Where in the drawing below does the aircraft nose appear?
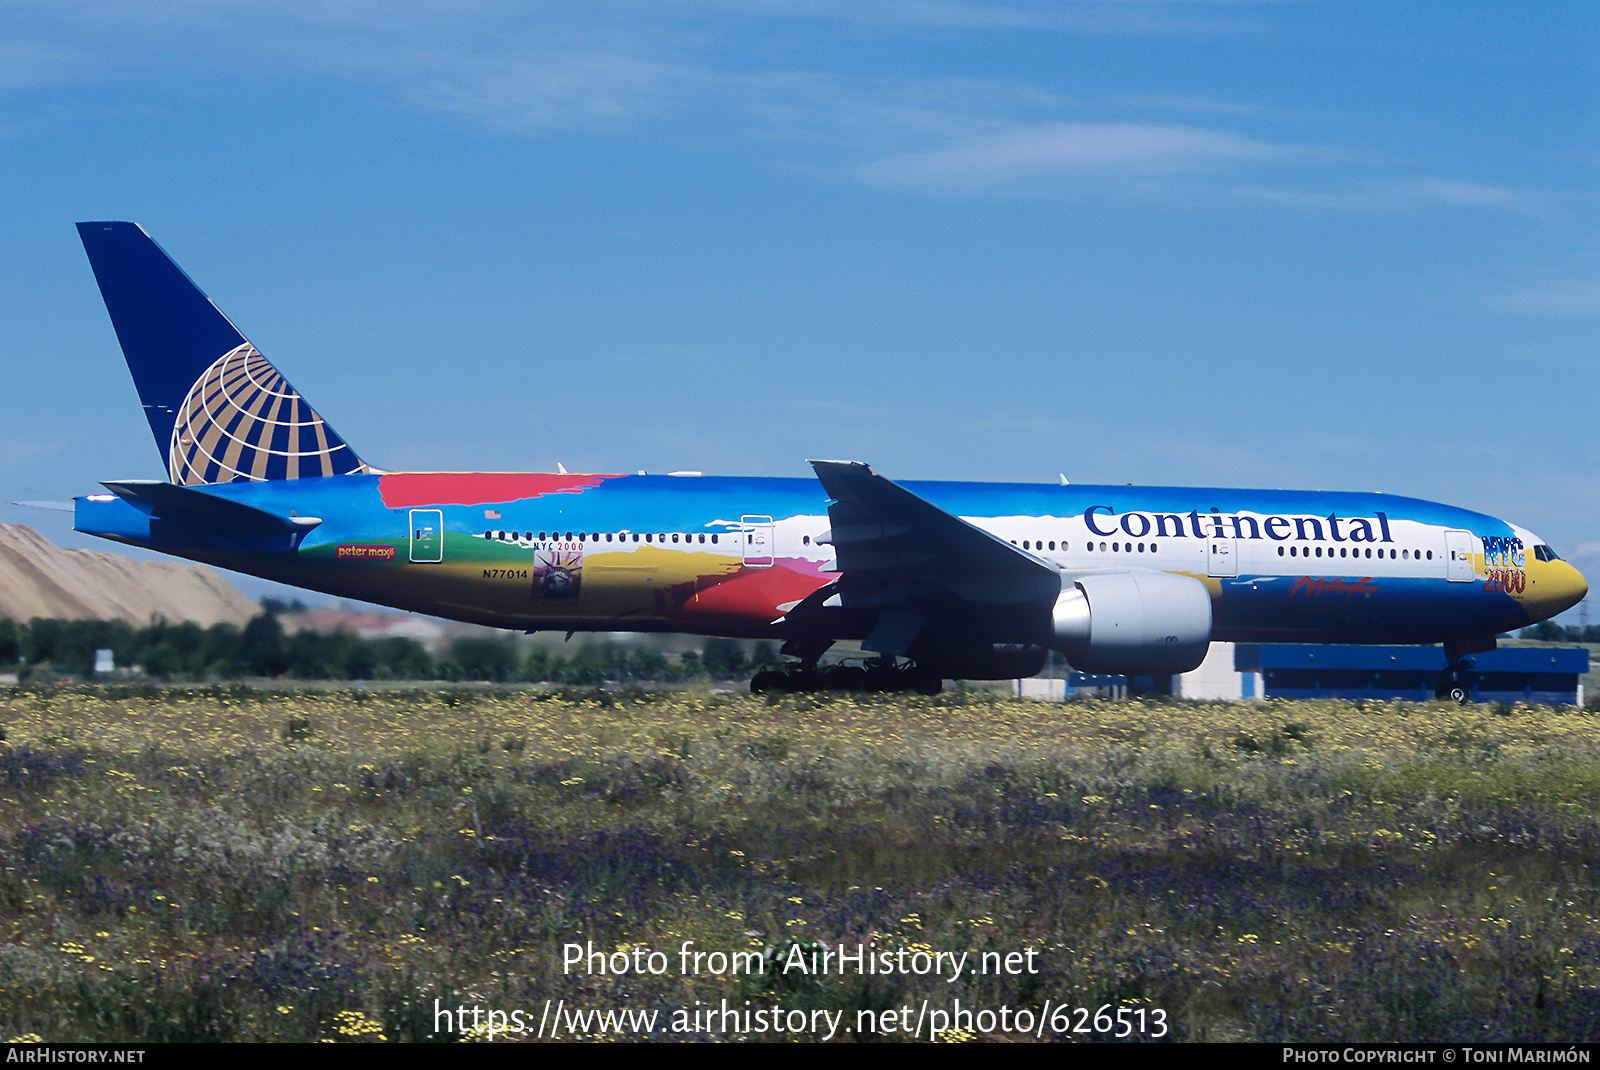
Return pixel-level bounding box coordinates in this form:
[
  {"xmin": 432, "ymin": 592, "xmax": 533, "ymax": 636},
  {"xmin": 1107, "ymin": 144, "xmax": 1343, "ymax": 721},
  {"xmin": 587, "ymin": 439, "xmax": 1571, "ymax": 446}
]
[{"xmin": 1529, "ymin": 559, "xmax": 1588, "ymax": 621}]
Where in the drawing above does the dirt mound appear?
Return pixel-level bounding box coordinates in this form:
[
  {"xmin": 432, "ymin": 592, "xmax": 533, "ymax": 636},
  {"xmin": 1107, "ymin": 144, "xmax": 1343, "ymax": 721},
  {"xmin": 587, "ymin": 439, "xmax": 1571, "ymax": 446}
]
[{"xmin": 0, "ymin": 524, "xmax": 258, "ymax": 627}]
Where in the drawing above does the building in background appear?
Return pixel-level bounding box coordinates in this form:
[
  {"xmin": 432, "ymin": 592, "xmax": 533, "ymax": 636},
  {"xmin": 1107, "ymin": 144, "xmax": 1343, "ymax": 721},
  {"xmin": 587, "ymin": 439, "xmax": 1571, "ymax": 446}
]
[
  {"xmin": 1232, "ymin": 645, "xmax": 1588, "ymax": 705},
  {"xmin": 1018, "ymin": 642, "xmax": 1590, "ymax": 705}
]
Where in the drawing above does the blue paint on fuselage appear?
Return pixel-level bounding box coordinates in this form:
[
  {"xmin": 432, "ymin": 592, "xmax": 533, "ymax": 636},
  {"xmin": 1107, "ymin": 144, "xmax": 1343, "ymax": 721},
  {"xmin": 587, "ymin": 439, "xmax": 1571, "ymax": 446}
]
[
  {"xmin": 77, "ymin": 470, "xmax": 1552, "ymax": 649},
  {"xmin": 170, "ymin": 472, "xmax": 1513, "ymax": 544}
]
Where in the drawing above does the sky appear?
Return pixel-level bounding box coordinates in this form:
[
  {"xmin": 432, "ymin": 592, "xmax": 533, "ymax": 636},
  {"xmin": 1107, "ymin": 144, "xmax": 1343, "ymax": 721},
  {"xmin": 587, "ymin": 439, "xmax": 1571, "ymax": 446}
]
[{"xmin": 1, "ymin": 1, "xmax": 1596, "ymax": 622}]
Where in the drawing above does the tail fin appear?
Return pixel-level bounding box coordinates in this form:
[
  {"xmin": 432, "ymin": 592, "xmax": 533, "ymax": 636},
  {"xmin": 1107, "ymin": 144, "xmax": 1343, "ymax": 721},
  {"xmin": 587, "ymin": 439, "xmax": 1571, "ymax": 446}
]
[{"xmin": 76, "ymin": 221, "xmax": 369, "ymax": 485}]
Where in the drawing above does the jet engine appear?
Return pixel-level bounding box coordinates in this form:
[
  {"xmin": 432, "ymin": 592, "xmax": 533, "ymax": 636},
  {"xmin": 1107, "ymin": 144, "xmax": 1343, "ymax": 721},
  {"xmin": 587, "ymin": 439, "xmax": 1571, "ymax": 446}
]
[{"xmin": 1049, "ymin": 570, "xmax": 1212, "ymax": 675}]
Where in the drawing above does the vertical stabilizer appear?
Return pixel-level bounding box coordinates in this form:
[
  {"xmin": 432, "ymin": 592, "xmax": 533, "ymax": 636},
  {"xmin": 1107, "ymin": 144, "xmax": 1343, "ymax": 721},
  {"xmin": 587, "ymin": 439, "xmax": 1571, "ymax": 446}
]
[{"xmin": 77, "ymin": 221, "xmax": 367, "ymax": 485}]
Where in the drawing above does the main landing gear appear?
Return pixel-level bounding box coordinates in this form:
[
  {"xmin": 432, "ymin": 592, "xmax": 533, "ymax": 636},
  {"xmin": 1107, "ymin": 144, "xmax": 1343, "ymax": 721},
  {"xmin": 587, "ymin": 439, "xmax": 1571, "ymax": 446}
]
[{"xmin": 750, "ymin": 655, "xmax": 943, "ymax": 696}]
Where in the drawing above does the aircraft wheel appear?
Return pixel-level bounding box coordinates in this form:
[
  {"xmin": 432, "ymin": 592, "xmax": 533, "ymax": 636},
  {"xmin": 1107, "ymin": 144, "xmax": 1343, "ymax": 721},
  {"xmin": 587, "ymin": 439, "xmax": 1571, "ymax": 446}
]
[
  {"xmin": 911, "ymin": 672, "xmax": 943, "ymax": 696},
  {"xmin": 864, "ymin": 666, "xmax": 901, "ymax": 692},
  {"xmin": 750, "ymin": 670, "xmax": 783, "ymax": 694},
  {"xmin": 788, "ymin": 670, "xmax": 823, "ymax": 693},
  {"xmin": 831, "ymin": 666, "xmax": 869, "ymax": 691},
  {"xmin": 1447, "ymin": 684, "xmax": 1469, "ymax": 705}
]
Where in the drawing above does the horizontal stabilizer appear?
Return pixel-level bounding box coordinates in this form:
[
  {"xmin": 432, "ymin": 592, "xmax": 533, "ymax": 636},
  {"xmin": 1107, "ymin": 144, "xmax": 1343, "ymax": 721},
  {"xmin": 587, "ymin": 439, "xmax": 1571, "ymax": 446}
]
[{"xmin": 102, "ymin": 480, "xmax": 321, "ymax": 538}]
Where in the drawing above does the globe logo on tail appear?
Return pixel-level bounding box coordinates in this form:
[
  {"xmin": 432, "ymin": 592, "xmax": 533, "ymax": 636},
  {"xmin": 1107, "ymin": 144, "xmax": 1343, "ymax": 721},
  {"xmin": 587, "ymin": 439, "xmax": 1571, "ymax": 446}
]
[{"xmin": 168, "ymin": 344, "xmax": 366, "ymax": 485}]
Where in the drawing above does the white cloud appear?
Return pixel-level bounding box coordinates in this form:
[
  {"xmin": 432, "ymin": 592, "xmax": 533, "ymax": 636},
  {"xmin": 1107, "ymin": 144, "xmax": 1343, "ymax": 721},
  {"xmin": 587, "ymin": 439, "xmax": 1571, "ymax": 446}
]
[
  {"xmin": 1487, "ymin": 279, "xmax": 1600, "ymax": 317},
  {"xmin": 1239, "ymin": 175, "xmax": 1542, "ymax": 216},
  {"xmin": 1397, "ymin": 177, "xmax": 1539, "ymax": 214},
  {"xmin": 409, "ymin": 51, "xmax": 699, "ymax": 130},
  {"xmin": 724, "ymin": 0, "xmax": 1270, "ymax": 33},
  {"xmin": 5, "ymin": 0, "xmax": 1564, "ymax": 218},
  {"xmin": 856, "ymin": 120, "xmax": 1294, "ymax": 193}
]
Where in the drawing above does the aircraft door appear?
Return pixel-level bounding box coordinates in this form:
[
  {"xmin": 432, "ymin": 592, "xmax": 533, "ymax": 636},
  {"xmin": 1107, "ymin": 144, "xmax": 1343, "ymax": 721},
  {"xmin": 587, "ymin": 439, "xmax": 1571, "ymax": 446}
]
[
  {"xmin": 1207, "ymin": 537, "xmax": 1236, "ymax": 577},
  {"xmin": 741, "ymin": 515, "xmax": 774, "ymax": 568},
  {"xmin": 1445, "ymin": 530, "xmax": 1475, "ymax": 582},
  {"xmin": 410, "ymin": 509, "xmax": 443, "ymax": 563}
]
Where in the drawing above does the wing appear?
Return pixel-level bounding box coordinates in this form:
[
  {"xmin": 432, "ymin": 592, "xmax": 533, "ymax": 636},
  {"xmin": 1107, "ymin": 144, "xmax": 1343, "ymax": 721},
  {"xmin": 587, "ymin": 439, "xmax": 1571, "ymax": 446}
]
[{"xmin": 808, "ymin": 460, "xmax": 1060, "ymax": 655}]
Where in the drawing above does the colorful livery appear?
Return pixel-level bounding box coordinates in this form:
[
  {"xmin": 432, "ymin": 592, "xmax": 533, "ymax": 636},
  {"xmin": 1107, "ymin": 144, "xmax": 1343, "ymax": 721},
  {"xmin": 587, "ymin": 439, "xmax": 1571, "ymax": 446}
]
[{"xmin": 73, "ymin": 223, "xmax": 1588, "ymax": 698}]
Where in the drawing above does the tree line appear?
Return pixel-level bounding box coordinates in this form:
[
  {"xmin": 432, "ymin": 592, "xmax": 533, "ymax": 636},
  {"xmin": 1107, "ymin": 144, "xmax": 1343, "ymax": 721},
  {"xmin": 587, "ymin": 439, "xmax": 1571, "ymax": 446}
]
[
  {"xmin": 0, "ymin": 607, "xmax": 779, "ymax": 685},
  {"xmin": 1520, "ymin": 621, "xmax": 1600, "ymax": 643}
]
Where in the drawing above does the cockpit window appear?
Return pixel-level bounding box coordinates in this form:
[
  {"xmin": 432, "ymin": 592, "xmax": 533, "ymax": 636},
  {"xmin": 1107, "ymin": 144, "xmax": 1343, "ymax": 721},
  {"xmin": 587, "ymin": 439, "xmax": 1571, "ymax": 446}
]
[{"xmin": 1534, "ymin": 545, "xmax": 1563, "ymax": 562}]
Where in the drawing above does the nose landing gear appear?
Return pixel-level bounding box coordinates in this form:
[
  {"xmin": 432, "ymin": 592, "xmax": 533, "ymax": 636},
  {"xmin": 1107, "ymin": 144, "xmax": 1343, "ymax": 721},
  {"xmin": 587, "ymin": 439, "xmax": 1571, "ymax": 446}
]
[{"xmin": 1435, "ymin": 638, "xmax": 1492, "ymax": 704}]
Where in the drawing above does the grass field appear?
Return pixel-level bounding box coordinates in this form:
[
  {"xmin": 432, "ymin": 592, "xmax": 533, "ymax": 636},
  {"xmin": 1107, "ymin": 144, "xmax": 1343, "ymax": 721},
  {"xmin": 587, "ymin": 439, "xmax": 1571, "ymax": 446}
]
[{"xmin": 1, "ymin": 685, "xmax": 1598, "ymax": 1042}]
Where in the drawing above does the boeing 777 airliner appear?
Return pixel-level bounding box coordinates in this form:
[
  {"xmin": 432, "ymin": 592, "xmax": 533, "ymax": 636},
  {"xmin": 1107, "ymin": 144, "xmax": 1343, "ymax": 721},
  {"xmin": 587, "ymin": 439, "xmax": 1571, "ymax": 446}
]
[{"xmin": 72, "ymin": 222, "xmax": 1587, "ymax": 699}]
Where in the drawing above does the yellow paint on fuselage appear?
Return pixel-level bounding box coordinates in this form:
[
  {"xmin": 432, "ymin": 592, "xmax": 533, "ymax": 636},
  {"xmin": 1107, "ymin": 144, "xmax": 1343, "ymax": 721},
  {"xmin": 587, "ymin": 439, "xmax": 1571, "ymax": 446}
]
[
  {"xmin": 1466, "ymin": 548, "xmax": 1588, "ymax": 621},
  {"xmin": 1522, "ymin": 556, "xmax": 1589, "ymax": 620},
  {"xmin": 577, "ymin": 547, "xmax": 745, "ymax": 619}
]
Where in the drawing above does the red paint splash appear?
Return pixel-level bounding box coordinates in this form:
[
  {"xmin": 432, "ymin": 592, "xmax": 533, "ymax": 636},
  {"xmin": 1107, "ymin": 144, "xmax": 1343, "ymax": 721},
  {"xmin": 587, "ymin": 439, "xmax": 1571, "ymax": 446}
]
[
  {"xmin": 672, "ymin": 565, "xmax": 831, "ymax": 626},
  {"xmin": 377, "ymin": 472, "xmax": 623, "ymax": 509}
]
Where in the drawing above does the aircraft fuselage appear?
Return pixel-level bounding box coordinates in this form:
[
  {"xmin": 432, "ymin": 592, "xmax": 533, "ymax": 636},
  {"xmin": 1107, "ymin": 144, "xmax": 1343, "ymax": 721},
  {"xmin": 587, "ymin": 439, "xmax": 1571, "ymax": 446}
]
[{"xmin": 76, "ymin": 468, "xmax": 1585, "ymax": 650}]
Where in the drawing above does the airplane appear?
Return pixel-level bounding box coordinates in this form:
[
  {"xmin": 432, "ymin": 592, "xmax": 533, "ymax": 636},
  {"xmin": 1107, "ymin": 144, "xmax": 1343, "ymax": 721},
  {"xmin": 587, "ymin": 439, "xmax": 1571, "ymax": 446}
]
[{"xmin": 72, "ymin": 221, "xmax": 1588, "ymax": 701}]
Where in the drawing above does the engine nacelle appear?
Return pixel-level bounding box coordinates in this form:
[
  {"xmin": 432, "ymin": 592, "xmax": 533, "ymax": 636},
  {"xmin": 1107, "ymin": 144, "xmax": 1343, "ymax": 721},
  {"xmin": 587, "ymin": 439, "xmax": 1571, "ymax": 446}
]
[{"xmin": 1049, "ymin": 570, "xmax": 1212, "ymax": 675}]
